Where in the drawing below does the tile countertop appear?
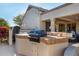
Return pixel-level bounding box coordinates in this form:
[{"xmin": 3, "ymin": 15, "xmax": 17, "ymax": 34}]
[
  {"xmin": 16, "ymin": 33, "xmax": 30, "ymax": 39},
  {"xmin": 16, "ymin": 33, "xmax": 69, "ymax": 45},
  {"xmin": 40, "ymin": 35, "xmax": 69, "ymax": 45},
  {"xmin": 16, "ymin": 33, "xmax": 29, "ymax": 36}
]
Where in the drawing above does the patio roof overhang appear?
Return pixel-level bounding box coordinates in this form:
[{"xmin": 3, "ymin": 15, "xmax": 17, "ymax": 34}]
[{"xmin": 55, "ymin": 13, "xmax": 79, "ymax": 23}]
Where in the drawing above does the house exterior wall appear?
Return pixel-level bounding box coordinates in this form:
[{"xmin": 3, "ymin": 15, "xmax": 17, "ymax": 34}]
[
  {"xmin": 41, "ymin": 4, "xmax": 79, "ymax": 32},
  {"xmin": 20, "ymin": 8, "xmax": 41, "ymax": 32},
  {"xmin": 21, "ymin": 4, "xmax": 79, "ymax": 33},
  {"xmin": 41, "ymin": 4, "xmax": 79, "ymax": 19},
  {"xmin": 40, "ymin": 21, "xmax": 46, "ymax": 30},
  {"xmin": 55, "ymin": 20, "xmax": 78, "ymax": 32},
  {"xmin": 40, "ymin": 19, "xmax": 55, "ymax": 31}
]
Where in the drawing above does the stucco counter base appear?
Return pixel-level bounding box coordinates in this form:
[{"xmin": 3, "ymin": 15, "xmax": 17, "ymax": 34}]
[{"xmin": 15, "ymin": 34, "xmax": 69, "ymax": 56}]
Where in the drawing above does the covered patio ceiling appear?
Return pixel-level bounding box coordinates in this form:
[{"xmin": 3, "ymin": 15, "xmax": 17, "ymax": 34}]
[{"xmin": 55, "ymin": 13, "xmax": 79, "ymax": 22}]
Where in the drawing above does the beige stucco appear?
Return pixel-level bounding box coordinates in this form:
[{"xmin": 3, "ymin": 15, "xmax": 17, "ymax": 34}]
[
  {"xmin": 41, "ymin": 4, "xmax": 79, "ymax": 19},
  {"xmin": 21, "ymin": 3, "xmax": 79, "ymax": 32},
  {"xmin": 55, "ymin": 20, "xmax": 78, "ymax": 32},
  {"xmin": 41, "ymin": 3, "xmax": 79, "ymax": 32},
  {"xmin": 20, "ymin": 8, "xmax": 41, "ymax": 32},
  {"xmin": 15, "ymin": 34, "xmax": 69, "ymax": 56}
]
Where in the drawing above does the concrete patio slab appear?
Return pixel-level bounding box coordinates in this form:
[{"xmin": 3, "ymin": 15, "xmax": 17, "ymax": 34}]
[{"xmin": 0, "ymin": 44, "xmax": 16, "ymax": 56}]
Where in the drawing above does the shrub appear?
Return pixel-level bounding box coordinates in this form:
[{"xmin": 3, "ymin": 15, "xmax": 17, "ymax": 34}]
[{"xmin": 0, "ymin": 26, "xmax": 9, "ymax": 39}]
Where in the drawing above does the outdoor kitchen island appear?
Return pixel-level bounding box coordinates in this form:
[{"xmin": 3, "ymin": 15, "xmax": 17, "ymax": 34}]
[{"xmin": 15, "ymin": 32, "xmax": 70, "ymax": 56}]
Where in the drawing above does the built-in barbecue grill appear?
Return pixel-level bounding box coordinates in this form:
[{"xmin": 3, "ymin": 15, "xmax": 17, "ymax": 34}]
[{"xmin": 28, "ymin": 29, "xmax": 47, "ymax": 43}]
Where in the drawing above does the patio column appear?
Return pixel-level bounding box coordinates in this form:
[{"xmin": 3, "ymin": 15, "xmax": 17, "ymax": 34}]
[
  {"xmin": 65, "ymin": 24, "xmax": 67, "ymax": 32},
  {"xmin": 56, "ymin": 24, "xmax": 59, "ymax": 32},
  {"xmin": 51, "ymin": 19, "xmax": 55, "ymax": 32},
  {"xmin": 9, "ymin": 28, "xmax": 13, "ymax": 45}
]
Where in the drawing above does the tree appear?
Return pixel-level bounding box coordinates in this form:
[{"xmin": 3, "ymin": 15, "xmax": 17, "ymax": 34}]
[
  {"xmin": 13, "ymin": 14, "xmax": 23, "ymax": 26},
  {"xmin": 0, "ymin": 18, "xmax": 9, "ymax": 27},
  {"xmin": 0, "ymin": 18, "xmax": 9, "ymax": 39}
]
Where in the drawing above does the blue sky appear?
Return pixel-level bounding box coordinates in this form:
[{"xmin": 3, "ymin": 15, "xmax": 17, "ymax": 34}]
[{"xmin": 0, "ymin": 3, "xmax": 64, "ymax": 26}]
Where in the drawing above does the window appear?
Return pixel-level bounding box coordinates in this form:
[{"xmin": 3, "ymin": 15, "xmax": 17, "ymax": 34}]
[
  {"xmin": 67, "ymin": 23, "xmax": 76, "ymax": 32},
  {"xmin": 72, "ymin": 23, "xmax": 76, "ymax": 31},
  {"xmin": 67, "ymin": 24, "xmax": 72, "ymax": 32},
  {"xmin": 59, "ymin": 24, "xmax": 65, "ymax": 32},
  {"xmin": 45, "ymin": 20, "xmax": 51, "ymax": 32}
]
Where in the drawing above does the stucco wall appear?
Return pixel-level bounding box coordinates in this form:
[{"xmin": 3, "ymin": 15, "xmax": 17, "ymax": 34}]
[
  {"xmin": 21, "ymin": 8, "xmax": 41, "ymax": 32},
  {"xmin": 41, "ymin": 4, "xmax": 79, "ymax": 32},
  {"xmin": 41, "ymin": 4, "xmax": 79, "ymax": 19},
  {"xmin": 55, "ymin": 20, "xmax": 78, "ymax": 32},
  {"xmin": 21, "ymin": 4, "xmax": 79, "ymax": 32}
]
